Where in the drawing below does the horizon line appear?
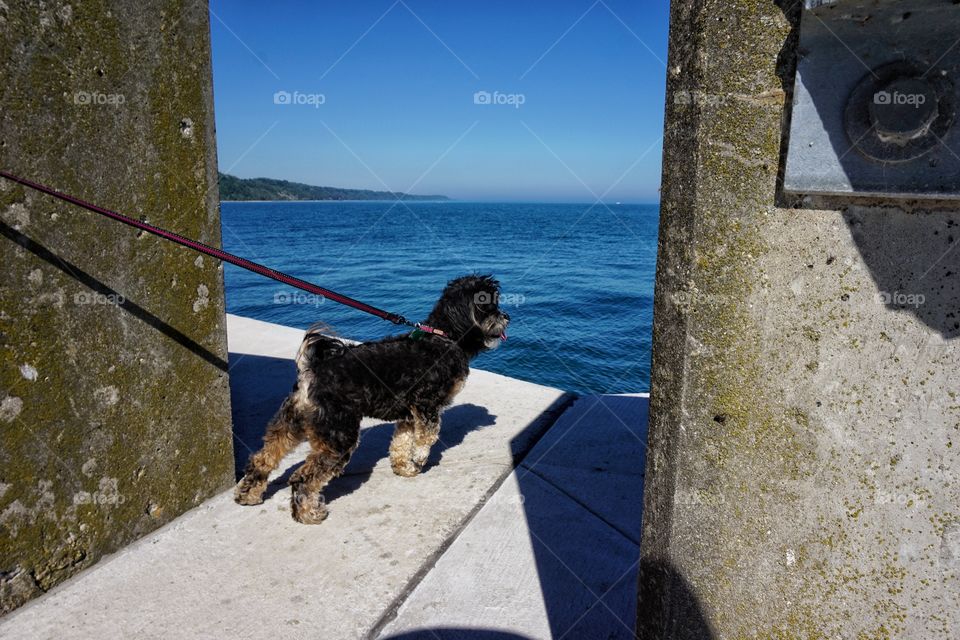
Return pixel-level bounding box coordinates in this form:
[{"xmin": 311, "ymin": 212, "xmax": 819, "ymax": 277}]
[{"xmin": 221, "ymin": 198, "xmax": 661, "ymax": 206}]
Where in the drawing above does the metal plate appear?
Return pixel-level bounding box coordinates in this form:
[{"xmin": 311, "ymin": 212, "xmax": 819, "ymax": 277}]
[{"xmin": 783, "ymin": 0, "xmax": 960, "ymax": 200}]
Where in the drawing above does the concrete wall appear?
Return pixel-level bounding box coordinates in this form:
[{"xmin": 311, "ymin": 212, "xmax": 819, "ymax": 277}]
[
  {"xmin": 639, "ymin": 1, "xmax": 959, "ymax": 638},
  {"xmin": 0, "ymin": 0, "xmax": 233, "ymax": 615}
]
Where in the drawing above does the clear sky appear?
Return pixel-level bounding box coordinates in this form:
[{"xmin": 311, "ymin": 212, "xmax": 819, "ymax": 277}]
[{"xmin": 209, "ymin": 1, "xmax": 669, "ymax": 203}]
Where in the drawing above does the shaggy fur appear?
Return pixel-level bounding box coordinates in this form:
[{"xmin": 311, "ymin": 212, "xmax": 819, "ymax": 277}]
[{"xmin": 234, "ymin": 275, "xmax": 510, "ymax": 524}]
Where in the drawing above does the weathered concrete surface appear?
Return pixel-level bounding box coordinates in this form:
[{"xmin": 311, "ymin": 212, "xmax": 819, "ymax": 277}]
[
  {"xmin": 379, "ymin": 394, "xmax": 648, "ymax": 640},
  {"xmin": 0, "ymin": 0, "xmax": 232, "ymax": 615},
  {"xmin": 639, "ymin": 1, "xmax": 960, "ymax": 638},
  {"xmin": 0, "ymin": 314, "xmax": 573, "ymax": 639}
]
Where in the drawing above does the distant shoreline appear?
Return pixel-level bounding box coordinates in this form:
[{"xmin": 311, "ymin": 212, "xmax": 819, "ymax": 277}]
[
  {"xmin": 218, "ymin": 172, "xmax": 449, "ymax": 202},
  {"xmin": 220, "ymin": 199, "xmax": 453, "ymax": 203}
]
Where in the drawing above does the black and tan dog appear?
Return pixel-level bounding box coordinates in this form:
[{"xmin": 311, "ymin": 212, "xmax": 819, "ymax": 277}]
[{"xmin": 234, "ymin": 275, "xmax": 510, "ymax": 524}]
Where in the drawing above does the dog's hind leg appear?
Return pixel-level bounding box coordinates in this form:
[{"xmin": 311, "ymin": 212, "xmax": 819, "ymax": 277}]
[
  {"xmin": 290, "ymin": 412, "xmax": 360, "ymax": 524},
  {"xmin": 235, "ymin": 397, "xmax": 303, "ymax": 505},
  {"xmin": 391, "ymin": 407, "xmax": 441, "ymax": 478}
]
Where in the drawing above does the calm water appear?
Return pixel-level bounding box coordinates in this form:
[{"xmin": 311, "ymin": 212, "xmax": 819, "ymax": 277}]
[{"xmin": 221, "ymin": 201, "xmax": 658, "ymax": 394}]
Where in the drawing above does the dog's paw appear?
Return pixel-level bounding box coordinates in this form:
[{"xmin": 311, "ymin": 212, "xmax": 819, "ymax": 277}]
[
  {"xmin": 293, "ymin": 506, "xmax": 329, "ymax": 525},
  {"xmin": 292, "ymin": 495, "xmax": 329, "ymax": 524},
  {"xmin": 391, "ymin": 462, "xmax": 421, "ymax": 478},
  {"xmin": 234, "ymin": 478, "xmax": 265, "ymax": 505}
]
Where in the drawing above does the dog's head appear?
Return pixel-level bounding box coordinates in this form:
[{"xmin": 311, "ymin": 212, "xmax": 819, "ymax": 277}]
[{"xmin": 426, "ymin": 275, "xmax": 510, "ymax": 357}]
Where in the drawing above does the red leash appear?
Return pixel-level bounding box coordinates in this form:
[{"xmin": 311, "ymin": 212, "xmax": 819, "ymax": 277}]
[{"xmin": 0, "ymin": 170, "xmax": 448, "ymax": 335}]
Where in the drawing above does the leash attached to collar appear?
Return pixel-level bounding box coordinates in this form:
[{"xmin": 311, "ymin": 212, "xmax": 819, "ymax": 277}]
[
  {"xmin": 408, "ymin": 324, "xmax": 448, "ymax": 340},
  {"xmin": 0, "ymin": 170, "xmax": 444, "ymax": 337}
]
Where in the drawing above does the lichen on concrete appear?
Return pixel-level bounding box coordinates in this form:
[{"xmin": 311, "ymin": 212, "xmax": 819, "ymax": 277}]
[{"xmin": 0, "ymin": 0, "xmax": 232, "ymax": 615}]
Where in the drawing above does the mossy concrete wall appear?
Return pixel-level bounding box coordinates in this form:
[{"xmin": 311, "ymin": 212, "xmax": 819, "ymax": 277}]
[
  {"xmin": 638, "ymin": 1, "xmax": 959, "ymax": 638},
  {"xmin": 0, "ymin": 0, "xmax": 233, "ymax": 615}
]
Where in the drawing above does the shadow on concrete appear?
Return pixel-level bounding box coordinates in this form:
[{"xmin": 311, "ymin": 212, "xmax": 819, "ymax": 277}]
[
  {"xmin": 342, "ymin": 402, "xmax": 498, "ymax": 476},
  {"xmin": 0, "ymin": 221, "xmax": 229, "ymax": 370},
  {"xmin": 263, "ymin": 403, "xmax": 498, "ymax": 504},
  {"xmin": 227, "ymin": 352, "xmax": 297, "ymax": 475},
  {"xmin": 228, "ymin": 352, "xmax": 498, "ymax": 502},
  {"xmin": 636, "ymin": 559, "xmax": 717, "ymax": 640},
  {"xmin": 509, "ymin": 395, "xmax": 675, "ymax": 639},
  {"xmin": 772, "ymin": 0, "xmax": 801, "ymax": 207},
  {"xmin": 843, "ymin": 207, "xmax": 960, "ymax": 339}
]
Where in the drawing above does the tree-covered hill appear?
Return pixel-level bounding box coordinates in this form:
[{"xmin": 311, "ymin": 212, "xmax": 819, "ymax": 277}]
[{"xmin": 218, "ymin": 173, "xmax": 449, "ymax": 201}]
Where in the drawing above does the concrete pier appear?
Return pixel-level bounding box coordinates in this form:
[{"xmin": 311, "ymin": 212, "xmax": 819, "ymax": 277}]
[
  {"xmin": 0, "ymin": 0, "xmax": 231, "ymax": 614},
  {"xmin": 639, "ymin": 1, "xmax": 960, "ymax": 637}
]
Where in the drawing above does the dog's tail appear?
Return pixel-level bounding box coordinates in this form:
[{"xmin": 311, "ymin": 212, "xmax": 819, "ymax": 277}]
[
  {"xmin": 295, "ymin": 322, "xmax": 346, "ymax": 374},
  {"xmin": 292, "ymin": 323, "xmax": 345, "ymax": 409}
]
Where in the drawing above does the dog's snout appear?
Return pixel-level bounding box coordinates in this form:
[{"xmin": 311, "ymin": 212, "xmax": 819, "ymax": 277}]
[{"xmin": 502, "ymin": 311, "xmax": 510, "ymax": 322}]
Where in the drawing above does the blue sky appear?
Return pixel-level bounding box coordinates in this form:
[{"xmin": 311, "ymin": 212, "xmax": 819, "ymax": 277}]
[{"xmin": 209, "ymin": 1, "xmax": 669, "ymax": 203}]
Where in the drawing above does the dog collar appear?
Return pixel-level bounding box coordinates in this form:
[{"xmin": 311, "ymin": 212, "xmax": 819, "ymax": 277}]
[{"xmin": 409, "ymin": 323, "xmax": 451, "ymax": 341}]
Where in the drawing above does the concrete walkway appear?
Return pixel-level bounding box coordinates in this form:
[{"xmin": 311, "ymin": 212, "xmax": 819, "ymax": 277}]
[
  {"xmin": 378, "ymin": 394, "xmax": 648, "ymax": 640},
  {"xmin": 0, "ymin": 315, "xmax": 647, "ymax": 640}
]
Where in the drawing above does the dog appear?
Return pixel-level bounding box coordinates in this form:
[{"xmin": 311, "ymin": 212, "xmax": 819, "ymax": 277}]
[{"xmin": 234, "ymin": 275, "xmax": 510, "ymax": 524}]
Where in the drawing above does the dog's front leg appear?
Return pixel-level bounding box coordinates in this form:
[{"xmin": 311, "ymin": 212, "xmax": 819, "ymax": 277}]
[
  {"xmin": 389, "ymin": 418, "xmax": 417, "ymax": 477},
  {"xmin": 411, "ymin": 408, "xmax": 441, "ymax": 472},
  {"xmin": 390, "ymin": 408, "xmax": 440, "ymax": 477}
]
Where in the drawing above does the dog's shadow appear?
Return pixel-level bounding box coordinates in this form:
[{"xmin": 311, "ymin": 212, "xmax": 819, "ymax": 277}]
[{"xmin": 260, "ymin": 402, "xmax": 498, "ymax": 504}]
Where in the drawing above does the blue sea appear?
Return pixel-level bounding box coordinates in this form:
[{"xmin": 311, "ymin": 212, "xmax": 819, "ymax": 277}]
[{"xmin": 221, "ymin": 201, "xmax": 658, "ymax": 394}]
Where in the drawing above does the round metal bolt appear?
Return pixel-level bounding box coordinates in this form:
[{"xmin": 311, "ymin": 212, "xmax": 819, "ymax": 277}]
[
  {"xmin": 868, "ymin": 77, "xmax": 939, "ymax": 144},
  {"xmin": 845, "ymin": 61, "xmax": 955, "ymax": 163}
]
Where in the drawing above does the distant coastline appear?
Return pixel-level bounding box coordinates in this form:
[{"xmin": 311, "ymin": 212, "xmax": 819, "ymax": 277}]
[{"xmin": 218, "ymin": 173, "xmax": 449, "ymax": 202}]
